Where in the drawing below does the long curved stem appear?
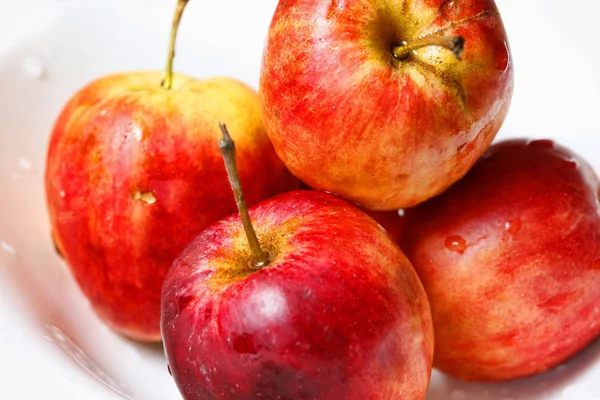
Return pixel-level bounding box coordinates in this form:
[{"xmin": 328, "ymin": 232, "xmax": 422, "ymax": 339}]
[
  {"xmin": 218, "ymin": 123, "xmax": 269, "ymax": 269},
  {"xmin": 393, "ymin": 35, "xmax": 465, "ymax": 61},
  {"xmin": 161, "ymin": 0, "xmax": 189, "ymax": 90}
]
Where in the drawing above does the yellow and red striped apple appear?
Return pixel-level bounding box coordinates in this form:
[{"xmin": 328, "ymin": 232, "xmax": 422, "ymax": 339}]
[
  {"xmin": 260, "ymin": 0, "xmax": 514, "ymax": 210},
  {"xmin": 44, "ymin": 1, "xmax": 298, "ymax": 341}
]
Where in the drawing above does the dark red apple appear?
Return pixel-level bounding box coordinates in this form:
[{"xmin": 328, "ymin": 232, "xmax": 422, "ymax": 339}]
[
  {"xmin": 366, "ymin": 209, "xmax": 407, "ymax": 245},
  {"xmin": 44, "ymin": 0, "xmax": 298, "ymax": 341},
  {"xmin": 402, "ymin": 138, "xmax": 600, "ymax": 381},
  {"xmin": 259, "ymin": 0, "xmax": 514, "ymax": 210},
  {"xmin": 161, "ymin": 125, "xmax": 434, "ymax": 399}
]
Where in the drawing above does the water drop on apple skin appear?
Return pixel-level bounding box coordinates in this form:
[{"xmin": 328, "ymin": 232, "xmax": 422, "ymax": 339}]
[
  {"xmin": 176, "ymin": 295, "xmax": 195, "ymax": 315},
  {"xmin": 563, "ymin": 158, "xmax": 579, "ymax": 170},
  {"xmin": 504, "ymin": 218, "xmax": 522, "ymax": 235},
  {"xmin": 526, "ymin": 139, "xmax": 555, "ymax": 149},
  {"xmin": 445, "ymin": 235, "xmax": 467, "ymax": 254}
]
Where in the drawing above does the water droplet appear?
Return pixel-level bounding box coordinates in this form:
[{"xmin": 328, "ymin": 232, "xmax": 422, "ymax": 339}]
[
  {"xmin": 22, "ymin": 57, "xmax": 46, "ymax": 80},
  {"xmin": 59, "ymin": 190, "xmax": 66, "ymax": 198},
  {"xmin": 445, "ymin": 235, "xmax": 467, "ymax": 254},
  {"xmin": 18, "ymin": 157, "xmax": 32, "ymax": 171},
  {"xmin": 563, "ymin": 158, "xmax": 579, "ymax": 170},
  {"xmin": 99, "ymin": 109, "xmax": 107, "ymax": 116},
  {"xmin": 439, "ymin": 0, "xmax": 455, "ymax": 15},
  {"xmin": 130, "ymin": 189, "xmax": 156, "ymax": 205},
  {"xmin": 526, "ymin": 139, "xmax": 554, "ymax": 149},
  {"xmin": 481, "ymin": 150, "xmax": 493, "ymax": 159},
  {"xmin": 450, "ymin": 389, "xmax": 466, "ymax": 400},
  {"xmin": 397, "ymin": 209, "xmax": 405, "ymax": 217},
  {"xmin": 1, "ymin": 241, "xmax": 16, "ymax": 256},
  {"xmin": 176, "ymin": 295, "xmax": 195, "ymax": 314},
  {"xmin": 132, "ymin": 125, "xmax": 143, "ymax": 141},
  {"xmin": 504, "ymin": 218, "xmax": 522, "ymax": 235}
]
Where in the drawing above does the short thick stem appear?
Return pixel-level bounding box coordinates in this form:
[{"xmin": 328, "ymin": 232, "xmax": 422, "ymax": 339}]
[
  {"xmin": 392, "ymin": 35, "xmax": 465, "ymax": 61},
  {"xmin": 161, "ymin": 0, "xmax": 190, "ymax": 90},
  {"xmin": 218, "ymin": 123, "xmax": 269, "ymax": 269}
]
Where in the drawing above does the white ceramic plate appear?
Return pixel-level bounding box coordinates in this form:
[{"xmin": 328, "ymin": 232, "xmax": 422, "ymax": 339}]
[{"xmin": 0, "ymin": 0, "xmax": 598, "ymax": 399}]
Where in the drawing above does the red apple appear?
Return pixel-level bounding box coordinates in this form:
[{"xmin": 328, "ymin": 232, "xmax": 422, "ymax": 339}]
[
  {"xmin": 402, "ymin": 138, "xmax": 600, "ymax": 381},
  {"xmin": 44, "ymin": 1, "xmax": 298, "ymax": 342},
  {"xmin": 259, "ymin": 0, "xmax": 514, "ymax": 210},
  {"xmin": 299, "ymin": 182, "xmax": 406, "ymax": 243},
  {"xmin": 161, "ymin": 126, "xmax": 434, "ymax": 400}
]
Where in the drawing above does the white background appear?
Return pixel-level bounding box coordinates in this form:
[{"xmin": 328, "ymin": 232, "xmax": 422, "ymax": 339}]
[{"xmin": 0, "ymin": 0, "xmax": 599, "ymax": 399}]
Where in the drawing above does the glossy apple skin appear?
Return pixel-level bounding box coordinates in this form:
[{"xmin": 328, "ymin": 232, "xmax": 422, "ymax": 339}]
[
  {"xmin": 260, "ymin": 0, "xmax": 514, "ymax": 210},
  {"xmin": 402, "ymin": 139, "xmax": 600, "ymax": 381},
  {"xmin": 45, "ymin": 72, "xmax": 298, "ymax": 341},
  {"xmin": 161, "ymin": 191, "xmax": 434, "ymax": 400},
  {"xmin": 299, "ymin": 181, "xmax": 406, "ymax": 243}
]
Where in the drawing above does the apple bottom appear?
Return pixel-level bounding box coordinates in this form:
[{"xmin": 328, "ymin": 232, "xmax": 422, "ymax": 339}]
[{"xmin": 161, "ymin": 191, "xmax": 434, "ymax": 400}]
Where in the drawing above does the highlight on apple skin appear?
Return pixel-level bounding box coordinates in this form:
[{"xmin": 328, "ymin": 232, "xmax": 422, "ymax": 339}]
[
  {"xmin": 402, "ymin": 138, "xmax": 600, "ymax": 381},
  {"xmin": 161, "ymin": 189, "xmax": 434, "ymax": 400},
  {"xmin": 259, "ymin": 0, "xmax": 514, "ymax": 210}
]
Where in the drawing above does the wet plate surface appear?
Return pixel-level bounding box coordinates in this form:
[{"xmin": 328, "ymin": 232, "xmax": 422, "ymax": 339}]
[{"xmin": 0, "ymin": 0, "xmax": 598, "ymax": 399}]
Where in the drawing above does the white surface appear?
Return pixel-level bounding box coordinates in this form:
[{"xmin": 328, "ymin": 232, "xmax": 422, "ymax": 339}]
[{"xmin": 0, "ymin": 0, "xmax": 598, "ymax": 399}]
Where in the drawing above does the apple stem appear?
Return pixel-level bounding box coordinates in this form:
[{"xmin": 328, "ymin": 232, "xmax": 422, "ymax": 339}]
[
  {"xmin": 392, "ymin": 36, "xmax": 465, "ymax": 61},
  {"xmin": 218, "ymin": 123, "xmax": 269, "ymax": 269},
  {"xmin": 161, "ymin": 0, "xmax": 190, "ymax": 90}
]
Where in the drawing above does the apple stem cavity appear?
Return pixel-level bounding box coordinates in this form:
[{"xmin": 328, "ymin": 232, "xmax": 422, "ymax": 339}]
[
  {"xmin": 161, "ymin": 0, "xmax": 190, "ymax": 90},
  {"xmin": 218, "ymin": 123, "xmax": 270, "ymax": 269},
  {"xmin": 393, "ymin": 36, "xmax": 465, "ymax": 61}
]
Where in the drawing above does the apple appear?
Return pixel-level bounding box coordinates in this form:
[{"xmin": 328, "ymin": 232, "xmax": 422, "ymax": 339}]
[
  {"xmin": 299, "ymin": 182, "xmax": 406, "ymax": 243},
  {"xmin": 366, "ymin": 209, "xmax": 407, "ymax": 246},
  {"xmin": 44, "ymin": 0, "xmax": 298, "ymax": 342},
  {"xmin": 402, "ymin": 138, "xmax": 600, "ymax": 381},
  {"xmin": 259, "ymin": 0, "xmax": 514, "ymax": 210},
  {"xmin": 161, "ymin": 124, "xmax": 434, "ymax": 400}
]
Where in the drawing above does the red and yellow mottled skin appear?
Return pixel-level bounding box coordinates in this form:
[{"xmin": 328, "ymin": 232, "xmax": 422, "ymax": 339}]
[
  {"xmin": 260, "ymin": 0, "xmax": 514, "ymax": 210},
  {"xmin": 45, "ymin": 72, "xmax": 298, "ymax": 341},
  {"xmin": 162, "ymin": 190, "xmax": 434, "ymax": 400},
  {"xmin": 402, "ymin": 139, "xmax": 600, "ymax": 381}
]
